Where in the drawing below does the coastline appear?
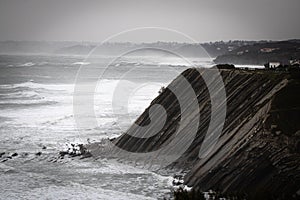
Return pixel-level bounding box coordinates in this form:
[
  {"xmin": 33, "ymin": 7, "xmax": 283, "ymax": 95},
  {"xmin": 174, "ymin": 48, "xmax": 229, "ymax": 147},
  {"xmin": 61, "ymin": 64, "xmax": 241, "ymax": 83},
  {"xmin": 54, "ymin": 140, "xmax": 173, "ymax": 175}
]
[{"xmin": 88, "ymin": 67, "xmax": 300, "ymax": 199}]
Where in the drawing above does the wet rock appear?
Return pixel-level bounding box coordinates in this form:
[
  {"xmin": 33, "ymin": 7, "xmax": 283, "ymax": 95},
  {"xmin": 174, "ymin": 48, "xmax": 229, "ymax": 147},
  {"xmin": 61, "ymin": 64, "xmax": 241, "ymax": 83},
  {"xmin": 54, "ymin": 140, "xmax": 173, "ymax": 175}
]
[
  {"xmin": 172, "ymin": 175, "xmax": 184, "ymax": 186},
  {"xmin": 20, "ymin": 152, "xmax": 29, "ymax": 158},
  {"xmin": 59, "ymin": 151, "xmax": 68, "ymax": 157},
  {"xmin": 0, "ymin": 155, "xmax": 12, "ymax": 162},
  {"xmin": 59, "ymin": 143, "xmax": 91, "ymax": 159},
  {"xmin": 275, "ymin": 130, "xmax": 282, "ymax": 135},
  {"xmin": 11, "ymin": 153, "xmax": 18, "ymax": 157},
  {"xmin": 204, "ymin": 190, "xmax": 217, "ymax": 199},
  {"xmin": 158, "ymin": 86, "xmax": 166, "ymax": 94}
]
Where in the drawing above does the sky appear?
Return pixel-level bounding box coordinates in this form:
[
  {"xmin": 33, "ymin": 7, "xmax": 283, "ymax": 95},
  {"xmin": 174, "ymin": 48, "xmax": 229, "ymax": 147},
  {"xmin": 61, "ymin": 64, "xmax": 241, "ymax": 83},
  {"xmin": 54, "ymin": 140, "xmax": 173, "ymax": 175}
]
[{"xmin": 0, "ymin": 0, "xmax": 299, "ymax": 43}]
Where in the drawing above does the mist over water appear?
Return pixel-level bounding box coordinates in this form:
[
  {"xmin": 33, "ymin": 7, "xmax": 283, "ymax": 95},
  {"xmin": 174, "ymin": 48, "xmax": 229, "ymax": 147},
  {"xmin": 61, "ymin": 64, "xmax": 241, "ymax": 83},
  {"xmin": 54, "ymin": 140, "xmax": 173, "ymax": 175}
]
[{"xmin": 0, "ymin": 53, "xmax": 213, "ymax": 199}]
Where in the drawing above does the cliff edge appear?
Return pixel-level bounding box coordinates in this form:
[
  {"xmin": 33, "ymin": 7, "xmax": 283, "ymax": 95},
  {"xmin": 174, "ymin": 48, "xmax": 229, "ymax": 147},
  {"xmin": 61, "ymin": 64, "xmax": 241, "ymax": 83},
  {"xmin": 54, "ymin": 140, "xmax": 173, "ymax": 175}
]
[{"xmin": 91, "ymin": 68, "xmax": 300, "ymax": 199}]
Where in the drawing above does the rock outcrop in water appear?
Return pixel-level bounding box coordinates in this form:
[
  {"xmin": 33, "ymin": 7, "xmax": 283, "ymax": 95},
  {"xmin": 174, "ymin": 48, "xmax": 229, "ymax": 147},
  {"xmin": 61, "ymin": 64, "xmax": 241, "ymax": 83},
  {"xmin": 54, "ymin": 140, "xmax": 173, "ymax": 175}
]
[{"xmin": 90, "ymin": 67, "xmax": 300, "ymax": 199}]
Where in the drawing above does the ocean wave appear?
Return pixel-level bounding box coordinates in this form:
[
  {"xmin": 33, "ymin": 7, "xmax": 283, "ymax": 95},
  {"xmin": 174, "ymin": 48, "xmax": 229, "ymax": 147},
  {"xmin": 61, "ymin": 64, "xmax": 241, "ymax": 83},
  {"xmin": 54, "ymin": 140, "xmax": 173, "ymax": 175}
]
[
  {"xmin": 72, "ymin": 62, "xmax": 90, "ymax": 65},
  {"xmin": 5, "ymin": 61, "xmax": 82, "ymax": 68},
  {"xmin": 18, "ymin": 62, "xmax": 35, "ymax": 67},
  {"xmin": 42, "ymin": 114, "xmax": 74, "ymax": 125},
  {"xmin": 0, "ymin": 100, "xmax": 57, "ymax": 108},
  {"xmin": 107, "ymin": 60, "xmax": 197, "ymax": 68},
  {"xmin": 106, "ymin": 56, "xmax": 212, "ymax": 68},
  {"xmin": 0, "ymin": 81, "xmax": 73, "ymax": 109},
  {"xmin": 0, "ymin": 81, "xmax": 73, "ymax": 92},
  {"xmin": 0, "ymin": 90, "xmax": 40, "ymax": 99}
]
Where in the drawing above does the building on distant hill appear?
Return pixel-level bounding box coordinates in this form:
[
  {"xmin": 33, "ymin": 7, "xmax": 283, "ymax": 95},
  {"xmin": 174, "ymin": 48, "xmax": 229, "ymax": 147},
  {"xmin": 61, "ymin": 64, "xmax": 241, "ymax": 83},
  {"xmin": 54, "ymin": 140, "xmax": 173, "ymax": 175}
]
[
  {"xmin": 290, "ymin": 59, "xmax": 300, "ymax": 65},
  {"xmin": 270, "ymin": 62, "xmax": 281, "ymax": 68},
  {"xmin": 264, "ymin": 62, "xmax": 281, "ymax": 69},
  {"xmin": 260, "ymin": 48, "xmax": 279, "ymax": 53}
]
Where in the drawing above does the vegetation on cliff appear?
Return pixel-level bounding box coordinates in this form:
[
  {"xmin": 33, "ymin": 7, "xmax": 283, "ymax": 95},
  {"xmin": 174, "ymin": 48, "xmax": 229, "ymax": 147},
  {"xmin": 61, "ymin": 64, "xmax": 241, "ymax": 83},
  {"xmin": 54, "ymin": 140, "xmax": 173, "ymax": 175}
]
[{"xmin": 214, "ymin": 40, "xmax": 300, "ymax": 65}]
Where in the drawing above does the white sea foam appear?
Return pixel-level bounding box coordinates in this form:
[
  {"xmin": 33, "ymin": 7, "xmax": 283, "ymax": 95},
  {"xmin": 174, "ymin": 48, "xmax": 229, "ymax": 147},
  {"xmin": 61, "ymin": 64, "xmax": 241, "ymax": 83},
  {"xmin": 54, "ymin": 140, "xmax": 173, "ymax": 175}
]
[
  {"xmin": 72, "ymin": 62, "xmax": 90, "ymax": 65},
  {"xmin": 15, "ymin": 183, "xmax": 157, "ymax": 200},
  {"xmin": 19, "ymin": 62, "xmax": 35, "ymax": 67},
  {"xmin": 0, "ymin": 54, "xmax": 211, "ymax": 199}
]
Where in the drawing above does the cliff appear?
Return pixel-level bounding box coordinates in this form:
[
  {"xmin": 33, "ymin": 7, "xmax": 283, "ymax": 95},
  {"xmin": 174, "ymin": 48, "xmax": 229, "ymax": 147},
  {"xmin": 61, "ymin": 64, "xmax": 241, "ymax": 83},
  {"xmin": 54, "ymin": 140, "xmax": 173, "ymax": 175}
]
[
  {"xmin": 183, "ymin": 70, "xmax": 300, "ymax": 199},
  {"xmin": 89, "ymin": 68, "xmax": 300, "ymax": 199}
]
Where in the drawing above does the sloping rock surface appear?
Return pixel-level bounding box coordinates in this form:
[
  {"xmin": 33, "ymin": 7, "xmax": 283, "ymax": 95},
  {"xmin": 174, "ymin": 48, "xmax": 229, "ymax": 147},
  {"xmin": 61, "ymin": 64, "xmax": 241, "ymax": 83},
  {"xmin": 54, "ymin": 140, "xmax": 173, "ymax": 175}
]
[{"xmin": 96, "ymin": 68, "xmax": 300, "ymax": 199}]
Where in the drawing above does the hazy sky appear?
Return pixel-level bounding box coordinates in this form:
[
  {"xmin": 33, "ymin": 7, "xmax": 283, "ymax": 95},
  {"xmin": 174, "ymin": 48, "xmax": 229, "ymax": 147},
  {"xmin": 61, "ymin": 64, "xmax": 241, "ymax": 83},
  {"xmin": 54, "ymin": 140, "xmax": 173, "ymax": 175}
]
[{"xmin": 0, "ymin": 0, "xmax": 299, "ymax": 42}]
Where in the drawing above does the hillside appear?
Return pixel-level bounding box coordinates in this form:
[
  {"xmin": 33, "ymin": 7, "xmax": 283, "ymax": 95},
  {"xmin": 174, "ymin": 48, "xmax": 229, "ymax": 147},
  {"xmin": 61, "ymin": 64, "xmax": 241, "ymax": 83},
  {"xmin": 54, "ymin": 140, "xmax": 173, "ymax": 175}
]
[
  {"xmin": 214, "ymin": 40, "xmax": 300, "ymax": 65},
  {"xmin": 90, "ymin": 68, "xmax": 300, "ymax": 199},
  {"xmin": 0, "ymin": 40, "xmax": 257, "ymax": 57},
  {"xmin": 201, "ymin": 40, "xmax": 260, "ymax": 58}
]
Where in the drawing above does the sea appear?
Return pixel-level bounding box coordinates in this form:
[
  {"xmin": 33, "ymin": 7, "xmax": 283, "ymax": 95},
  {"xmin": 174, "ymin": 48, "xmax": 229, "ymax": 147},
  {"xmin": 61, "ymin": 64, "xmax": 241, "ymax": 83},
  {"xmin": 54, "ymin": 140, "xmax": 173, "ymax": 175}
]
[{"xmin": 0, "ymin": 53, "xmax": 216, "ymax": 200}]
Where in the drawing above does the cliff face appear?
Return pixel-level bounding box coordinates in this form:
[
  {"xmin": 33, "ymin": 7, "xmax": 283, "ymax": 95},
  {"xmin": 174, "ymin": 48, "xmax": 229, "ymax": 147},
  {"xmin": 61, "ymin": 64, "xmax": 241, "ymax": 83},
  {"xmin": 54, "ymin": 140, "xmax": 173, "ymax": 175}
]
[
  {"xmin": 97, "ymin": 68, "xmax": 300, "ymax": 198},
  {"xmin": 184, "ymin": 72, "xmax": 300, "ymax": 199}
]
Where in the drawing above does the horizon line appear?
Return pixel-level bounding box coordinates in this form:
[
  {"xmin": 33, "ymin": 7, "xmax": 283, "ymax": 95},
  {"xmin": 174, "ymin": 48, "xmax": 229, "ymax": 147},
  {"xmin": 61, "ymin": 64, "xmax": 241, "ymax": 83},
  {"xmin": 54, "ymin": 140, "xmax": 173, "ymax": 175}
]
[{"xmin": 1, "ymin": 39, "xmax": 296, "ymax": 44}]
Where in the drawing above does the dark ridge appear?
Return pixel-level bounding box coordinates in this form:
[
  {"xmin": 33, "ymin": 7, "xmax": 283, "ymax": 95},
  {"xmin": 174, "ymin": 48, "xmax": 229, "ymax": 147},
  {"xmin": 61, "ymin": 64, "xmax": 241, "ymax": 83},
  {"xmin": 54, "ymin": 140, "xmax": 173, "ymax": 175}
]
[{"xmin": 213, "ymin": 40, "xmax": 300, "ymax": 65}]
